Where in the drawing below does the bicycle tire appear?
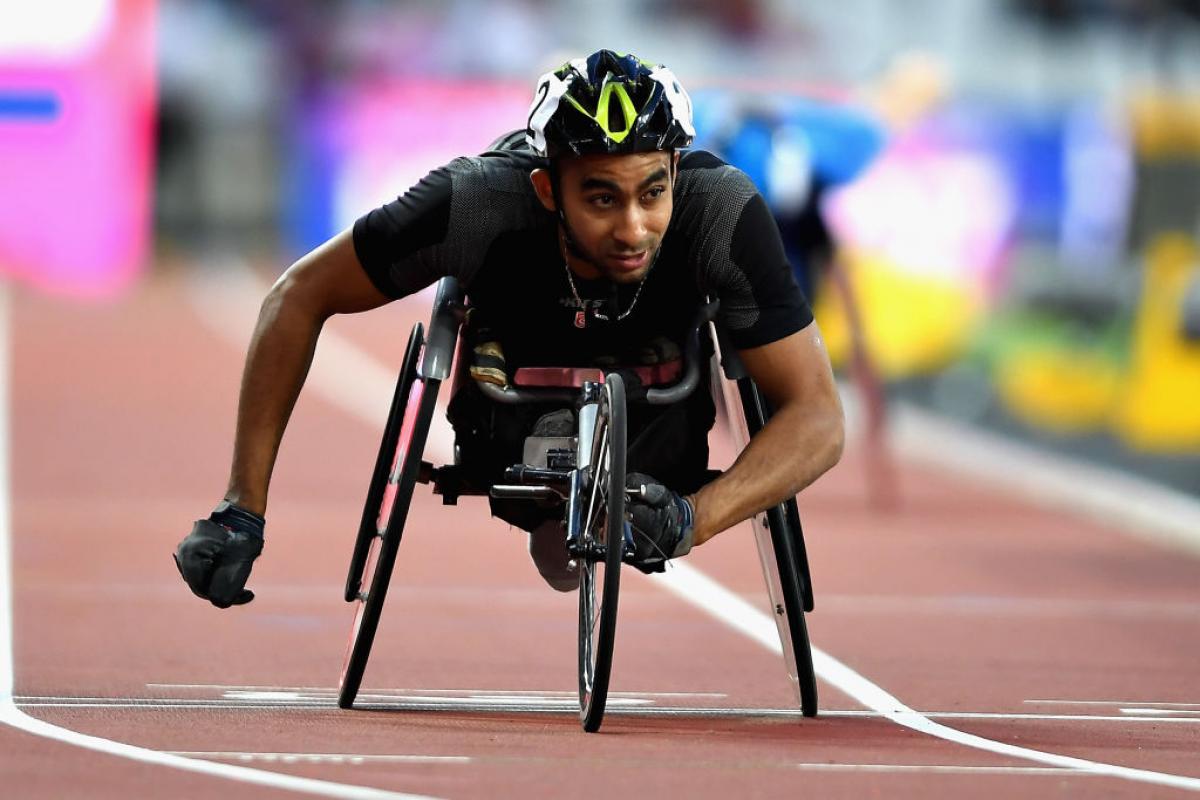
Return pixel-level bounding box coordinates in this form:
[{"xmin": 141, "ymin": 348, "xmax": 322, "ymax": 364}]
[{"xmin": 578, "ymin": 374, "xmax": 626, "ymax": 732}]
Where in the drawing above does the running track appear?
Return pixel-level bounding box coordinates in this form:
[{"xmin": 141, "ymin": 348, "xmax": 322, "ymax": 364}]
[{"xmin": 1, "ymin": 266, "xmax": 1198, "ymax": 798}]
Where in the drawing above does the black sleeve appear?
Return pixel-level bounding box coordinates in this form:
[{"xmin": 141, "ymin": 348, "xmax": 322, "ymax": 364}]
[
  {"xmin": 713, "ymin": 190, "xmax": 814, "ymax": 350},
  {"xmin": 351, "ymin": 163, "xmax": 455, "ymax": 299}
]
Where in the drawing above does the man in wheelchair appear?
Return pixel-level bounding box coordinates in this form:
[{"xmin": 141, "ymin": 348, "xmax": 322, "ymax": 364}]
[{"xmin": 175, "ymin": 49, "xmax": 844, "ymax": 607}]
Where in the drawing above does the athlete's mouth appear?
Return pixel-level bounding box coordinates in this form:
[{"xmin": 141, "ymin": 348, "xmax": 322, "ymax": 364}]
[{"xmin": 609, "ymin": 251, "xmax": 649, "ymax": 271}]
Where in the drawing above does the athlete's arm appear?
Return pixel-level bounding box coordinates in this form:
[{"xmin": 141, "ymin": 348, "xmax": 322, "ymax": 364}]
[
  {"xmin": 223, "ymin": 229, "xmax": 391, "ymax": 516},
  {"xmin": 687, "ymin": 323, "xmax": 844, "ymax": 546}
]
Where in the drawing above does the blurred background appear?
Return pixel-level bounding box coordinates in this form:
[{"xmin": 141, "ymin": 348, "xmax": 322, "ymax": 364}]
[{"xmin": 3, "ymin": 0, "xmax": 1199, "ymax": 495}]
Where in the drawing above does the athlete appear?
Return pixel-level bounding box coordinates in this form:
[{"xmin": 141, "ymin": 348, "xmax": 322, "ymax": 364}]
[{"xmin": 175, "ymin": 50, "xmax": 844, "ymax": 605}]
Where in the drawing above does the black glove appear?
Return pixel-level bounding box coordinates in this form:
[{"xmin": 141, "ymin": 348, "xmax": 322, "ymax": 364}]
[
  {"xmin": 174, "ymin": 501, "xmax": 264, "ymax": 608},
  {"xmin": 625, "ymin": 472, "xmax": 694, "ymax": 574}
]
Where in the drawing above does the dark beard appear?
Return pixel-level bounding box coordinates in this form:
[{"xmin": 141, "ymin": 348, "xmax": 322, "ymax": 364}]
[{"xmin": 559, "ymin": 217, "xmax": 654, "ymax": 285}]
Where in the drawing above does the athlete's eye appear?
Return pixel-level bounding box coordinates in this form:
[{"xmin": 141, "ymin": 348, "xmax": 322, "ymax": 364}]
[
  {"xmin": 642, "ymin": 186, "xmax": 666, "ymax": 202},
  {"xmin": 589, "ymin": 193, "xmax": 615, "ymax": 207}
]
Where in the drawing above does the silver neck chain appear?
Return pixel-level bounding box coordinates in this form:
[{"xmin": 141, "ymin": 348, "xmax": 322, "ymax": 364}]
[{"xmin": 562, "ymin": 253, "xmax": 654, "ymax": 323}]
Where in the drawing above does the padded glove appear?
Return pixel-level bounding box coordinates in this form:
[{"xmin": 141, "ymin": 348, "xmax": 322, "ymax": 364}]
[
  {"xmin": 467, "ymin": 313, "xmax": 508, "ymax": 387},
  {"xmin": 470, "ymin": 340, "xmax": 508, "ymax": 387},
  {"xmin": 174, "ymin": 501, "xmax": 264, "ymax": 608},
  {"xmin": 625, "ymin": 472, "xmax": 694, "ymax": 574}
]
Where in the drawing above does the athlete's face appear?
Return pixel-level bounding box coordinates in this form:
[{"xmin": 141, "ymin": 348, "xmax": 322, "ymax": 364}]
[{"xmin": 533, "ymin": 151, "xmax": 676, "ymax": 284}]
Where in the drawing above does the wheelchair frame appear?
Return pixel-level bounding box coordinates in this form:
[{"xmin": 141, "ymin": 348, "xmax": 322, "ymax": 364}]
[{"xmin": 337, "ymin": 276, "xmax": 818, "ymax": 730}]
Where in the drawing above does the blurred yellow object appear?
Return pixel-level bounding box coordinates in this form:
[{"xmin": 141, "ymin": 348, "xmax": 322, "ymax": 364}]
[
  {"xmin": 871, "ymin": 50, "xmax": 950, "ymax": 133},
  {"xmin": 1129, "ymin": 92, "xmax": 1200, "ymax": 158},
  {"xmin": 995, "ymin": 351, "xmax": 1120, "ymax": 433},
  {"xmin": 1111, "ymin": 234, "xmax": 1200, "ymax": 451},
  {"xmin": 815, "ymin": 251, "xmax": 982, "ymax": 377}
]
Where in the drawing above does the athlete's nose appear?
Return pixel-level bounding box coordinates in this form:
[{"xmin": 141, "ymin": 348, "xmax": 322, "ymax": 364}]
[{"xmin": 612, "ymin": 204, "xmax": 648, "ymax": 250}]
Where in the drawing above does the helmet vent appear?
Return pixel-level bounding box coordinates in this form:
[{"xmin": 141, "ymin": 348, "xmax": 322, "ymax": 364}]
[{"xmin": 606, "ymin": 87, "xmax": 628, "ymax": 134}]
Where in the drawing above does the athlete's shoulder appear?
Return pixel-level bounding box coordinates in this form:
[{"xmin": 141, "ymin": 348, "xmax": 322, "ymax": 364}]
[
  {"xmin": 436, "ymin": 147, "xmax": 546, "ymax": 202},
  {"xmin": 671, "ymin": 149, "xmax": 761, "ymax": 241},
  {"xmin": 352, "ymin": 144, "xmax": 547, "ymax": 298},
  {"xmin": 672, "ymin": 149, "xmax": 760, "ymax": 231},
  {"xmin": 675, "ymin": 149, "xmax": 758, "ymax": 198}
]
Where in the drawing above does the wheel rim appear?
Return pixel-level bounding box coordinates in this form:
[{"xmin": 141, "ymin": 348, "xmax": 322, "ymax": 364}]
[
  {"xmin": 339, "ymin": 534, "xmax": 380, "ymax": 687},
  {"xmin": 339, "ymin": 374, "xmax": 435, "ymax": 707},
  {"xmin": 579, "ymin": 429, "xmax": 610, "ymax": 701},
  {"xmin": 578, "ymin": 376, "xmax": 625, "ymax": 731}
]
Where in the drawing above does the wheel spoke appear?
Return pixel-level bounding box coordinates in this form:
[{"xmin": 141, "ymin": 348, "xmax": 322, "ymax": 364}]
[{"xmin": 583, "ymin": 425, "xmax": 609, "ymax": 546}]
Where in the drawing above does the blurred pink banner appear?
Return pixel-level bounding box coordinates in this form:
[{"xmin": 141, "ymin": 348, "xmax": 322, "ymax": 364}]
[{"xmin": 0, "ymin": 0, "xmax": 156, "ymax": 298}]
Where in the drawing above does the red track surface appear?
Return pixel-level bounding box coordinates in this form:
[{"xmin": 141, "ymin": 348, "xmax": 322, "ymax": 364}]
[{"xmin": 3, "ymin": 272, "xmax": 1199, "ymax": 798}]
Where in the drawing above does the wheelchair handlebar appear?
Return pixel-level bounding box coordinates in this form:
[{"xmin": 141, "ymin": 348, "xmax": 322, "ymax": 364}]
[
  {"xmin": 475, "ymin": 300, "xmax": 720, "ymax": 406},
  {"xmin": 643, "ymin": 299, "xmax": 719, "ymax": 405}
]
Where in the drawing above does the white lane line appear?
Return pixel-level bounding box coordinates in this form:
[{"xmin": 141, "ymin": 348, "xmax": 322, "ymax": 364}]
[
  {"xmin": 888, "ymin": 398, "xmax": 1200, "ymax": 557},
  {"xmin": 173, "ymin": 753, "xmax": 1086, "ymax": 776},
  {"xmin": 766, "ymin": 764, "xmax": 1084, "ymax": 776},
  {"xmin": 1121, "ymin": 708, "xmax": 1200, "ymax": 717},
  {"xmin": 1028, "ymin": 699, "xmax": 1200, "ymax": 708},
  {"xmin": 193, "ymin": 262, "xmax": 1200, "ymax": 793},
  {"xmin": 146, "ymin": 683, "xmax": 726, "ymax": 699},
  {"xmin": 168, "ymin": 753, "xmax": 470, "ymax": 765},
  {"xmin": 15, "ymin": 697, "xmax": 1200, "ymax": 724},
  {"xmin": 817, "ymin": 593, "xmax": 1200, "ymax": 619},
  {"xmin": 654, "ymin": 564, "xmax": 1200, "ymax": 792},
  {"xmin": 186, "ymin": 262, "xmax": 454, "ymax": 463},
  {"xmin": 0, "ymin": 289, "xmax": 443, "ymax": 800}
]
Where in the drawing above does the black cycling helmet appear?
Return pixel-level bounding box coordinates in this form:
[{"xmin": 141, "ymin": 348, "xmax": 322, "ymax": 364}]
[{"xmin": 526, "ymin": 49, "xmax": 695, "ymax": 159}]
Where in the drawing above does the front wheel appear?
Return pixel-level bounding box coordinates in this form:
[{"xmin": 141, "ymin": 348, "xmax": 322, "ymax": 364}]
[{"xmin": 578, "ymin": 374, "xmax": 627, "ymax": 733}]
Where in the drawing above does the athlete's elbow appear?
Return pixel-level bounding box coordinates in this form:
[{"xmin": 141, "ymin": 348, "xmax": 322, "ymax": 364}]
[
  {"xmin": 263, "ymin": 261, "xmax": 334, "ymax": 323},
  {"xmin": 807, "ymin": 402, "xmax": 844, "ymax": 481},
  {"xmin": 779, "ymin": 402, "xmax": 843, "ymax": 497},
  {"xmin": 823, "ymin": 407, "xmax": 846, "ymax": 473}
]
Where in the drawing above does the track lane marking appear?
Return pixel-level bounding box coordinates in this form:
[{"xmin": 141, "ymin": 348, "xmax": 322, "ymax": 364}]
[
  {"xmin": 1028, "ymin": 699, "xmax": 1200, "ymax": 707},
  {"xmin": 187, "ymin": 263, "xmax": 454, "ymax": 463},
  {"xmin": 167, "ymin": 753, "xmax": 1089, "ymax": 776},
  {"xmin": 146, "ymin": 683, "xmax": 726, "ymax": 698},
  {"xmin": 885, "ymin": 397, "xmax": 1200, "ymax": 557},
  {"xmin": 0, "ymin": 289, "xmax": 444, "ymax": 800},
  {"xmin": 14, "ymin": 696, "xmax": 1200, "ymax": 724},
  {"xmin": 657, "ymin": 562, "xmax": 1200, "ymax": 792},
  {"xmin": 189, "ymin": 263, "xmax": 1200, "ymax": 793},
  {"xmin": 168, "ymin": 752, "xmax": 470, "ymax": 765}
]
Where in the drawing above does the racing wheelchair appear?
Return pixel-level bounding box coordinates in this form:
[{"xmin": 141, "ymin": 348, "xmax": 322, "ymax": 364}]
[{"xmin": 337, "ymin": 276, "xmax": 818, "ymax": 732}]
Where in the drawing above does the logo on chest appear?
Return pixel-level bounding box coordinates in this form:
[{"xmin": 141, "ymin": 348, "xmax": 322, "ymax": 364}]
[{"xmin": 558, "ymin": 294, "xmax": 605, "ymax": 329}]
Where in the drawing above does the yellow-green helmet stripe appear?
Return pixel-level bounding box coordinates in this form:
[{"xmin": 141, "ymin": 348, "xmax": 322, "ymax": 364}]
[{"xmin": 563, "ymin": 79, "xmax": 641, "ymax": 144}]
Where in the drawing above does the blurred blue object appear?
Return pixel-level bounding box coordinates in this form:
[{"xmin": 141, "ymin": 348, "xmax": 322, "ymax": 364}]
[
  {"xmin": 786, "ymin": 101, "xmax": 886, "ymax": 187},
  {"xmin": 695, "ymin": 93, "xmax": 885, "ymax": 203},
  {"xmin": 0, "ymin": 92, "xmax": 60, "ymax": 121},
  {"xmin": 692, "ymin": 91, "xmax": 885, "ymax": 299}
]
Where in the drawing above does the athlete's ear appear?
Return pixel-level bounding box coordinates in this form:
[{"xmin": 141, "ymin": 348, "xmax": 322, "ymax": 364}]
[{"xmin": 529, "ymin": 169, "xmax": 556, "ymax": 212}]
